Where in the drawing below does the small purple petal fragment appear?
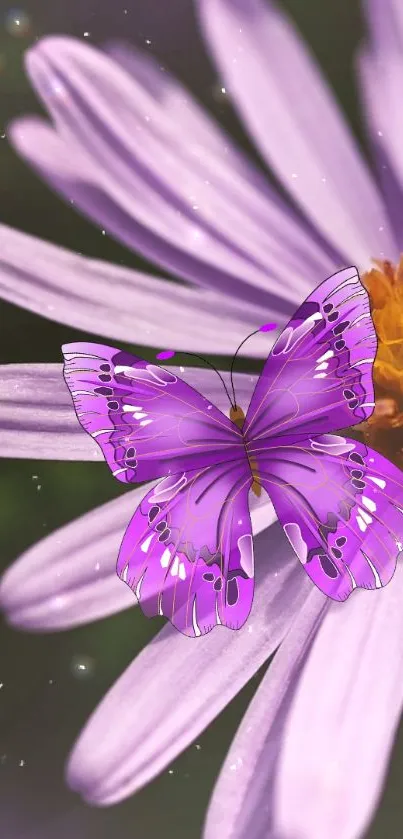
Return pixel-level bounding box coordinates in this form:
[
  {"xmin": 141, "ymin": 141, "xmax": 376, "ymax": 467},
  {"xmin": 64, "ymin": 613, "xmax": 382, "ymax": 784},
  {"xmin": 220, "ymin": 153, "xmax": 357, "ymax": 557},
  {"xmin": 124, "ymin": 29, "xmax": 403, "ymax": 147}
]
[
  {"xmin": 156, "ymin": 350, "xmax": 175, "ymax": 360},
  {"xmin": 259, "ymin": 322, "xmax": 278, "ymax": 332}
]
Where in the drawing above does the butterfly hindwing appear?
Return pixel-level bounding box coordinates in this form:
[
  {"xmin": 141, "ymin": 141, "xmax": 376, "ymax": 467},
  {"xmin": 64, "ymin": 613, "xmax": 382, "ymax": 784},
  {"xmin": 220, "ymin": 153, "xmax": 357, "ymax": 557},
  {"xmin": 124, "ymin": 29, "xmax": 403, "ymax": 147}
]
[
  {"xmin": 62, "ymin": 342, "xmax": 243, "ymax": 483},
  {"xmin": 244, "ymin": 267, "xmax": 377, "ymax": 443},
  {"xmin": 253, "ymin": 435, "xmax": 403, "ymax": 600},
  {"xmin": 116, "ymin": 462, "xmax": 254, "ymax": 636}
]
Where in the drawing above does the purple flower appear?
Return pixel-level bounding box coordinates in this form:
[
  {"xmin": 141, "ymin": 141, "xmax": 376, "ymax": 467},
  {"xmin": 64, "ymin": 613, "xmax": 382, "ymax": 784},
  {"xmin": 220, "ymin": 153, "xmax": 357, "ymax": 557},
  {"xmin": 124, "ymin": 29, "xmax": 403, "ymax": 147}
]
[{"xmin": 1, "ymin": 0, "xmax": 403, "ymax": 836}]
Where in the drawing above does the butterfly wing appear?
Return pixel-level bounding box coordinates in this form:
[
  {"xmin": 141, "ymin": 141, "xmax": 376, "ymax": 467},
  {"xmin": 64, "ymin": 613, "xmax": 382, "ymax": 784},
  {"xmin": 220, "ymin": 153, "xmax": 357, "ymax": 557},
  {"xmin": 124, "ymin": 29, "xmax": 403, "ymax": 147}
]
[
  {"xmin": 243, "ymin": 266, "xmax": 376, "ymax": 443},
  {"xmin": 116, "ymin": 461, "xmax": 254, "ymax": 636},
  {"xmin": 62, "ymin": 342, "xmax": 244, "ymax": 482},
  {"xmin": 252, "ymin": 435, "xmax": 403, "ymax": 599}
]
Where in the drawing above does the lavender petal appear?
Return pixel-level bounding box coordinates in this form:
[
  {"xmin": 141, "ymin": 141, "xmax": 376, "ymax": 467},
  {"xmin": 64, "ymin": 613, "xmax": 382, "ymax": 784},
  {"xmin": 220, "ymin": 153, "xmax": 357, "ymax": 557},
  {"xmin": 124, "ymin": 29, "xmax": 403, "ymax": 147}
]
[
  {"xmin": 66, "ymin": 522, "xmax": 311, "ymax": 805},
  {"xmin": 197, "ymin": 0, "xmax": 396, "ymax": 266}
]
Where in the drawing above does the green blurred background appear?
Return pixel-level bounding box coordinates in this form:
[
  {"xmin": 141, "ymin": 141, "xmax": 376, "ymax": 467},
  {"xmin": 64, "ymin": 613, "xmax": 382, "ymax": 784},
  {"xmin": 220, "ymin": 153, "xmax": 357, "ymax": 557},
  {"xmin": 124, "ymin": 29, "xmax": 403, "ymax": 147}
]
[{"xmin": 1, "ymin": 0, "xmax": 403, "ymax": 836}]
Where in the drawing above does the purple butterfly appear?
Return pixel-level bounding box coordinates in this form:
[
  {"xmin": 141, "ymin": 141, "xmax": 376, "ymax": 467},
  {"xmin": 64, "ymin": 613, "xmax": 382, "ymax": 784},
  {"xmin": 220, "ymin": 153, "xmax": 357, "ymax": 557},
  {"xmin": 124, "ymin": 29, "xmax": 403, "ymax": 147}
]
[{"xmin": 62, "ymin": 267, "xmax": 403, "ymax": 637}]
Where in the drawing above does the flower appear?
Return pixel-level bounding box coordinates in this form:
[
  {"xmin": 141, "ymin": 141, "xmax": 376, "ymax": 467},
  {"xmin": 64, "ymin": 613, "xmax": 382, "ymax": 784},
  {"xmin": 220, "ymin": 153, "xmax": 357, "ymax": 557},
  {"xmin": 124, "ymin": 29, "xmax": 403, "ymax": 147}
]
[{"xmin": 1, "ymin": 0, "xmax": 403, "ymax": 837}]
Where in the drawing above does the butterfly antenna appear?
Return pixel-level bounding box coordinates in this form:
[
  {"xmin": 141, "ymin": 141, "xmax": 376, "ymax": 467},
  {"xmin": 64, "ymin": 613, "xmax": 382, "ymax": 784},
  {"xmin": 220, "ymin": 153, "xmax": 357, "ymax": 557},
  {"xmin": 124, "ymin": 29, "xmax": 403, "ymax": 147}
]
[
  {"xmin": 229, "ymin": 323, "xmax": 278, "ymax": 407},
  {"xmin": 156, "ymin": 349, "xmax": 235, "ymax": 410}
]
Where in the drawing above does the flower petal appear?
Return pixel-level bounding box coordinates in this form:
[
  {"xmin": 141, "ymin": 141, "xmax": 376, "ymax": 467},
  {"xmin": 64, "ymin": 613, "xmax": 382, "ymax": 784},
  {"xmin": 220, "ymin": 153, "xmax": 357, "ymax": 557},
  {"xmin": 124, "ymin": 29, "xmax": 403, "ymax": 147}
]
[
  {"xmin": 0, "ymin": 222, "xmax": 270, "ymax": 354},
  {"xmin": 356, "ymin": 48, "xmax": 403, "ymax": 246},
  {"xmin": 66, "ymin": 521, "xmax": 311, "ymax": 805},
  {"xmin": 206, "ymin": 563, "xmax": 403, "ymax": 839},
  {"xmin": 0, "ymin": 489, "xmax": 139, "ymax": 630},
  {"xmin": 357, "ymin": 42, "xmax": 403, "ymax": 237},
  {"xmin": 197, "ymin": 0, "xmax": 396, "ymax": 267},
  {"xmin": 0, "ymin": 362, "xmax": 101, "ymax": 460},
  {"xmin": 10, "ymin": 35, "xmax": 335, "ymax": 306},
  {"xmin": 365, "ymin": 0, "xmax": 403, "ymax": 53},
  {"xmin": 274, "ymin": 565, "xmax": 403, "ymax": 839},
  {"xmin": 203, "ymin": 588, "xmax": 327, "ymax": 839}
]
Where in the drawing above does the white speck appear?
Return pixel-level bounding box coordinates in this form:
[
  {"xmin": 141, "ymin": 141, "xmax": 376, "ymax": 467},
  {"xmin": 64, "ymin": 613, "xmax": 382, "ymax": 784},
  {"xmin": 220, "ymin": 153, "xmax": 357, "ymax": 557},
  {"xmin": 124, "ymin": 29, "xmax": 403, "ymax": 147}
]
[
  {"xmin": 0, "ymin": 683, "xmax": 3, "ymax": 689},
  {"xmin": 207, "ymin": 405, "xmax": 212, "ymax": 410},
  {"xmin": 19, "ymin": 760, "xmax": 25, "ymax": 767},
  {"xmin": 95, "ymin": 562, "xmax": 100, "ymax": 571},
  {"xmin": 291, "ymin": 172, "xmax": 298, "ymax": 179},
  {"xmin": 221, "ymin": 86, "xmax": 226, "ymax": 94},
  {"xmin": 145, "ymin": 38, "xmax": 151, "ymax": 45},
  {"xmin": 378, "ymin": 130, "xmax": 383, "ymax": 137},
  {"xmin": 248, "ymin": 625, "xmax": 253, "ymax": 633},
  {"xmin": 168, "ymin": 769, "xmax": 174, "ymax": 774},
  {"xmin": 37, "ymin": 484, "xmax": 42, "ymax": 491},
  {"xmin": 48, "ymin": 679, "xmax": 54, "ymax": 685},
  {"xmin": 321, "ymin": 177, "xmax": 327, "ymax": 183},
  {"xmin": 179, "ymin": 562, "xmax": 186, "ymax": 580},
  {"xmin": 379, "ymin": 226, "xmax": 384, "ymax": 232},
  {"xmin": 101, "ymin": 229, "xmax": 106, "ymax": 235},
  {"xmin": 238, "ymin": 519, "xmax": 243, "ymax": 525},
  {"xmin": 195, "ymin": 744, "xmax": 201, "ymax": 750},
  {"xmin": 83, "ymin": 31, "xmax": 90, "ymax": 37}
]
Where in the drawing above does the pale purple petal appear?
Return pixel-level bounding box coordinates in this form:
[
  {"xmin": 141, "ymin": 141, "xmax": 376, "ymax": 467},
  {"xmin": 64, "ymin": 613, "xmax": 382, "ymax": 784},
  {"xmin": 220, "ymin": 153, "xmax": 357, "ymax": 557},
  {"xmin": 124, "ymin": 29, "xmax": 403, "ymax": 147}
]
[
  {"xmin": 0, "ymin": 489, "xmax": 143, "ymax": 630},
  {"xmin": 357, "ymin": 43, "xmax": 403, "ymax": 228},
  {"xmin": 66, "ymin": 522, "xmax": 311, "ymax": 805},
  {"xmin": 0, "ymin": 222, "xmax": 269, "ymax": 355},
  {"xmin": 0, "ymin": 363, "xmax": 100, "ymax": 460},
  {"xmin": 9, "ymin": 35, "xmax": 336, "ymax": 306},
  {"xmin": 365, "ymin": 0, "xmax": 403, "ymax": 53},
  {"xmin": 356, "ymin": 48, "xmax": 403, "ymax": 245},
  {"xmin": 203, "ymin": 588, "xmax": 327, "ymax": 839},
  {"xmin": 274, "ymin": 564, "xmax": 403, "ymax": 839},
  {"xmin": 197, "ymin": 0, "xmax": 397, "ymax": 267},
  {"xmin": 206, "ymin": 563, "xmax": 403, "ymax": 839}
]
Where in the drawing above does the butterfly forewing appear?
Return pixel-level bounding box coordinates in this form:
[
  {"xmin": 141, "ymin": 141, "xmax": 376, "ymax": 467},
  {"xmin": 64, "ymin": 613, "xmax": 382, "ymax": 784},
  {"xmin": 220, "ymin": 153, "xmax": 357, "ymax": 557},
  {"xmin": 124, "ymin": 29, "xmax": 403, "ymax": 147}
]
[
  {"xmin": 62, "ymin": 342, "xmax": 244, "ymax": 483},
  {"xmin": 244, "ymin": 266, "xmax": 377, "ymax": 443},
  {"xmin": 245, "ymin": 266, "xmax": 403, "ymax": 599}
]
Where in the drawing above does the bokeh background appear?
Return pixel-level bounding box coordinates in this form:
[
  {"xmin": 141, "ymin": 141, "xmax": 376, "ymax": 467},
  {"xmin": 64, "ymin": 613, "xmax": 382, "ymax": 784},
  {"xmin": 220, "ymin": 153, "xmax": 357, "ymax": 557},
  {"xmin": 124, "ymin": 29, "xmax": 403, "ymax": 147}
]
[{"xmin": 1, "ymin": 1, "xmax": 403, "ymax": 836}]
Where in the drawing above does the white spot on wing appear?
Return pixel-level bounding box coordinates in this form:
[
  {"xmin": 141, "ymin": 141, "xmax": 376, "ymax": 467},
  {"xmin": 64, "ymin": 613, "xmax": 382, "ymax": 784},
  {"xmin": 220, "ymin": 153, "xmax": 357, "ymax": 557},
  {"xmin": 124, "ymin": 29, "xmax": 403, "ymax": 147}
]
[
  {"xmin": 141, "ymin": 534, "xmax": 153, "ymax": 553},
  {"xmin": 362, "ymin": 551, "xmax": 382, "ymax": 588},
  {"xmin": 192, "ymin": 597, "xmax": 201, "ymax": 636},
  {"xmin": 283, "ymin": 522, "xmax": 308, "ymax": 564},
  {"xmin": 356, "ymin": 515, "xmax": 367, "ymax": 532},
  {"xmin": 170, "ymin": 556, "xmax": 179, "ymax": 577},
  {"xmin": 362, "ymin": 496, "xmax": 377, "ymax": 513},
  {"xmin": 368, "ymin": 476, "xmax": 386, "ymax": 489},
  {"xmin": 317, "ymin": 350, "xmax": 334, "ymax": 363},
  {"xmin": 135, "ymin": 572, "xmax": 145, "ymax": 599},
  {"xmin": 160, "ymin": 548, "xmax": 171, "ymax": 568}
]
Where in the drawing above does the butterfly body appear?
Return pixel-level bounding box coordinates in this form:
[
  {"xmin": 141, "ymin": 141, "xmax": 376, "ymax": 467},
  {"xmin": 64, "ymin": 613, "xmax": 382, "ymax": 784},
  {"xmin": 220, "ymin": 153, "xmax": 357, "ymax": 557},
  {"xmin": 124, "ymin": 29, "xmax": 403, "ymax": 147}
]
[
  {"xmin": 229, "ymin": 403, "xmax": 262, "ymax": 497},
  {"xmin": 62, "ymin": 267, "xmax": 403, "ymax": 637}
]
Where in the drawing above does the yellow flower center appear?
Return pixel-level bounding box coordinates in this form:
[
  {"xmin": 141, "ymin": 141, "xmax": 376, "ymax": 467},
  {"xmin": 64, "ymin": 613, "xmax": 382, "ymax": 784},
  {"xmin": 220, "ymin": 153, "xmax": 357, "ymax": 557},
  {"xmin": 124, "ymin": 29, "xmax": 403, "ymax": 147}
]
[{"xmin": 360, "ymin": 257, "xmax": 403, "ymax": 466}]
